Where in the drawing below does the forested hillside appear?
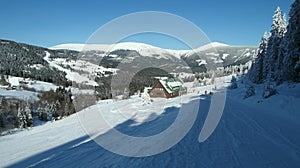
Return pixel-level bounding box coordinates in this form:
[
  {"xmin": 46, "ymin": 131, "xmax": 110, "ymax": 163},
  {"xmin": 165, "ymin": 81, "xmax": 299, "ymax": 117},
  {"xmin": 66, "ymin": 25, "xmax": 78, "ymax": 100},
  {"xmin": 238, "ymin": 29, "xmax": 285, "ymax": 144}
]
[
  {"xmin": 0, "ymin": 39, "xmax": 77, "ymax": 86},
  {"xmin": 248, "ymin": 1, "xmax": 300, "ymax": 85}
]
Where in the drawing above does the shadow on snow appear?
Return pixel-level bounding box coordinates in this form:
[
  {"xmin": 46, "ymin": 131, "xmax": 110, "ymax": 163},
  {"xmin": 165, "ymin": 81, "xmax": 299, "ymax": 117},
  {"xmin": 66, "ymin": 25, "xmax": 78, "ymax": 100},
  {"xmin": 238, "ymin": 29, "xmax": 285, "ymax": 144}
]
[{"xmin": 8, "ymin": 94, "xmax": 300, "ymax": 168}]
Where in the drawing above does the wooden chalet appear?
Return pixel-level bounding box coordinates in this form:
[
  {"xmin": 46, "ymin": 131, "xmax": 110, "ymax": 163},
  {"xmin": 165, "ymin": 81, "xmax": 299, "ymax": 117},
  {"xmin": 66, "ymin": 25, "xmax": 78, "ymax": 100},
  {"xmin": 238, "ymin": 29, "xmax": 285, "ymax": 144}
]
[{"xmin": 149, "ymin": 78, "xmax": 187, "ymax": 98}]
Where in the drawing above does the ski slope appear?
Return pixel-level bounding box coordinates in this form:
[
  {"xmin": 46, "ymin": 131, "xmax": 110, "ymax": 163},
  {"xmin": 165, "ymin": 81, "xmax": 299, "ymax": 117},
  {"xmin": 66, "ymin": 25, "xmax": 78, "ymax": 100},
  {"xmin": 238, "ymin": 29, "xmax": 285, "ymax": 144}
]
[{"xmin": 1, "ymin": 80, "xmax": 300, "ymax": 167}]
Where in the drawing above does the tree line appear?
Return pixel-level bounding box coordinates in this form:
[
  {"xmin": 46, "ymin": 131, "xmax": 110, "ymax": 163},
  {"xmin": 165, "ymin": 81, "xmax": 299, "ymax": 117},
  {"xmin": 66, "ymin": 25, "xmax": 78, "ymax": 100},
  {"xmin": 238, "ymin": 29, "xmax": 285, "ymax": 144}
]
[
  {"xmin": 0, "ymin": 87, "xmax": 75, "ymax": 135},
  {"xmin": 248, "ymin": 1, "xmax": 300, "ymax": 85}
]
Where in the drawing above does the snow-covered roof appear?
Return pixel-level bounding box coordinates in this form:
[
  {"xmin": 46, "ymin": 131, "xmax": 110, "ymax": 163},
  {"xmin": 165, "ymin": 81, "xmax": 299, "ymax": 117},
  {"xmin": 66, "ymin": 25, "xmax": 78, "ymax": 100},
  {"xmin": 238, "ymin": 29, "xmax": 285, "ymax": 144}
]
[
  {"xmin": 158, "ymin": 78, "xmax": 185, "ymax": 94},
  {"xmin": 167, "ymin": 81, "xmax": 182, "ymax": 88},
  {"xmin": 159, "ymin": 80, "xmax": 173, "ymax": 94}
]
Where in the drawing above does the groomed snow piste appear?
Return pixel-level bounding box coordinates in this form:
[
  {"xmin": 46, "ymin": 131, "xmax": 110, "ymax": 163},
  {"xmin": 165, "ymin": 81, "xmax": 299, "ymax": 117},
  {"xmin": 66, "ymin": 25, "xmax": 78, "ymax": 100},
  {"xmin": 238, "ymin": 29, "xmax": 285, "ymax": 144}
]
[{"xmin": 1, "ymin": 76, "xmax": 300, "ymax": 167}]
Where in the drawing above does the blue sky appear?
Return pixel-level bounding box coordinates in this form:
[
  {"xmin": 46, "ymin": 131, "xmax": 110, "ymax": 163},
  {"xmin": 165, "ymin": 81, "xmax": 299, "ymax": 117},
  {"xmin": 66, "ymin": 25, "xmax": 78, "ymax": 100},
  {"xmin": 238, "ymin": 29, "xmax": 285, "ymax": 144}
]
[{"xmin": 0, "ymin": 0, "xmax": 294, "ymax": 49}]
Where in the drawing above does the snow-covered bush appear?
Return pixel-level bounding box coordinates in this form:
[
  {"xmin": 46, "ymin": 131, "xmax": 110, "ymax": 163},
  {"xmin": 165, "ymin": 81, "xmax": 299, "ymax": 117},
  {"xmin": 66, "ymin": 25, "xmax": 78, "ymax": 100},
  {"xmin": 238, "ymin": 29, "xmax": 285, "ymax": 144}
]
[
  {"xmin": 192, "ymin": 78, "xmax": 200, "ymax": 87},
  {"xmin": 123, "ymin": 87, "xmax": 130, "ymax": 99},
  {"xmin": 228, "ymin": 82, "xmax": 238, "ymax": 89},
  {"xmin": 262, "ymin": 80, "xmax": 277, "ymax": 98},
  {"xmin": 243, "ymin": 85, "xmax": 255, "ymax": 99},
  {"xmin": 228, "ymin": 76, "xmax": 238, "ymax": 89},
  {"xmin": 231, "ymin": 75, "xmax": 237, "ymax": 83}
]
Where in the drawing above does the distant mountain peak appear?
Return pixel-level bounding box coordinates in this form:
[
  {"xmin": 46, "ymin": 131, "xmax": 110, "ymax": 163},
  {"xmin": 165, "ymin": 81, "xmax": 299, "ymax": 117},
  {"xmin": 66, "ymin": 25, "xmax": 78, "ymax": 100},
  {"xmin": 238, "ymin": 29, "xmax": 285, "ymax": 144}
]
[
  {"xmin": 50, "ymin": 42, "xmax": 162, "ymax": 52},
  {"xmin": 195, "ymin": 42, "xmax": 229, "ymax": 51},
  {"xmin": 50, "ymin": 41, "xmax": 229, "ymax": 52}
]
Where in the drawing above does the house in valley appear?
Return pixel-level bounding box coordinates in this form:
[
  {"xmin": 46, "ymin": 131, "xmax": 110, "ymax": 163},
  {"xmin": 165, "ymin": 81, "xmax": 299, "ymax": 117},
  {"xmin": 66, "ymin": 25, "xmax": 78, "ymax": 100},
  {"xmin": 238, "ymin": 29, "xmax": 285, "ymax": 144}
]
[{"xmin": 149, "ymin": 78, "xmax": 187, "ymax": 98}]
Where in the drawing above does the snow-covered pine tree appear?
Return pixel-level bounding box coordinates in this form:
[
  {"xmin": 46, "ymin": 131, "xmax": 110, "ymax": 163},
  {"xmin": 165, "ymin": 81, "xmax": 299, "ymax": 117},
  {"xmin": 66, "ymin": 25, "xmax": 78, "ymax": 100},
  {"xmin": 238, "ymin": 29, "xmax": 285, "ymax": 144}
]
[
  {"xmin": 24, "ymin": 105, "xmax": 33, "ymax": 127},
  {"xmin": 123, "ymin": 87, "xmax": 130, "ymax": 99},
  {"xmin": 137, "ymin": 90, "xmax": 141, "ymax": 97},
  {"xmin": 279, "ymin": 13, "xmax": 287, "ymax": 37},
  {"xmin": 64, "ymin": 102, "xmax": 69, "ymax": 116},
  {"xmin": 54, "ymin": 100, "xmax": 61, "ymax": 117},
  {"xmin": 275, "ymin": 13, "xmax": 288, "ymax": 82},
  {"xmin": 282, "ymin": 0, "xmax": 300, "ymax": 82},
  {"xmin": 211, "ymin": 71, "xmax": 215, "ymax": 85},
  {"xmin": 17, "ymin": 106, "xmax": 27, "ymax": 128},
  {"xmin": 42, "ymin": 102, "xmax": 52, "ymax": 121},
  {"xmin": 240, "ymin": 64, "xmax": 246, "ymax": 75},
  {"xmin": 17, "ymin": 107, "xmax": 23, "ymax": 128},
  {"xmin": 263, "ymin": 7, "xmax": 286, "ymax": 81},
  {"xmin": 141, "ymin": 88, "xmax": 151, "ymax": 105},
  {"xmin": 248, "ymin": 32, "xmax": 269, "ymax": 83},
  {"xmin": 37, "ymin": 105, "xmax": 42, "ymax": 120}
]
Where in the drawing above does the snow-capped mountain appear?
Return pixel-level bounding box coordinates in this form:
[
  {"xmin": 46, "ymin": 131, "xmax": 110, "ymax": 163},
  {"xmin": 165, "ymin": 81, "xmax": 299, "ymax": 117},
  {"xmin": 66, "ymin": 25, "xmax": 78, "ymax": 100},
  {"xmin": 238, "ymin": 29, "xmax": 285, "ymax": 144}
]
[
  {"xmin": 50, "ymin": 42, "xmax": 229, "ymax": 58},
  {"xmin": 51, "ymin": 42, "xmax": 190, "ymax": 59},
  {"xmin": 51, "ymin": 42, "xmax": 257, "ymax": 73},
  {"xmin": 185, "ymin": 42, "xmax": 230, "ymax": 56},
  {"xmin": 183, "ymin": 45, "xmax": 257, "ymax": 72},
  {"xmin": 0, "ymin": 38, "xmax": 257, "ymax": 91}
]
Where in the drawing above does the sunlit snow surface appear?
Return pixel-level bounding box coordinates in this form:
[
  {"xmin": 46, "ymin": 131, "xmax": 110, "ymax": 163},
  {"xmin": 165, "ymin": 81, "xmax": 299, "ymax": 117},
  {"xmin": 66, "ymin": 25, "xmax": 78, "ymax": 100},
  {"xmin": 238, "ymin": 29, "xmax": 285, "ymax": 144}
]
[
  {"xmin": 1, "ymin": 76, "xmax": 300, "ymax": 167},
  {"xmin": 50, "ymin": 42, "xmax": 228, "ymax": 59}
]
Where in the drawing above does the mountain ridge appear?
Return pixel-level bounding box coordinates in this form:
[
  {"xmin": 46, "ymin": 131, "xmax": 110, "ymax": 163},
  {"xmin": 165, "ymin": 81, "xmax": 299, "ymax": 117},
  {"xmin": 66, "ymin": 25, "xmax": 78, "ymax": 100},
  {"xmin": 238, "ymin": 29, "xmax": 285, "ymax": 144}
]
[
  {"xmin": 50, "ymin": 41, "xmax": 234, "ymax": 53},
  {"xmin": 0, "ymin": 39, "xmax": 258, "ymax": 81},
  {"xmin": 50, "ymin": 42, "xmax": 257, "ymax": 65}
]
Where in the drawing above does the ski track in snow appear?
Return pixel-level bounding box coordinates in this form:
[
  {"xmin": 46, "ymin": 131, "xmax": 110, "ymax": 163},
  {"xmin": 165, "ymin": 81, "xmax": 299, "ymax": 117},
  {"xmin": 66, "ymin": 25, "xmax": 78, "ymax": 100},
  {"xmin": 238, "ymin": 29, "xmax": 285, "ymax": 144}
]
[{"xmin": 1, "ymin": 84, "xmax": 300, "ymax": 167}]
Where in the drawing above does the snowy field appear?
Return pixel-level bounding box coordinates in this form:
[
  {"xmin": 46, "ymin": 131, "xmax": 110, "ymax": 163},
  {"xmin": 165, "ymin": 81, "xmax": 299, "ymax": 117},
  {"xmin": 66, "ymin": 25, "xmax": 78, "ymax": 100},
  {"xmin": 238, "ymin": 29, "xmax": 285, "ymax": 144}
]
[
  {"xmin": 0, "ymin": 77, "xmax": 300, "ymax": 167},
  {"xmin": 0, "ymin": 75, "xmax": 96, "ymax": 102},
  {"xmin": 0, "ymin": 88, "xmax": 38, "ymax": 101},
  {"xmin": 0, "ymin": 76, "xmax": 59, "ymax": 101},
  {"xmin": 43, "ymin": 51, "xmax": 117, "ymax": 86},
  {"xmin": 6, "ymin": 76, "xmax": 58, "ymax": 92}
]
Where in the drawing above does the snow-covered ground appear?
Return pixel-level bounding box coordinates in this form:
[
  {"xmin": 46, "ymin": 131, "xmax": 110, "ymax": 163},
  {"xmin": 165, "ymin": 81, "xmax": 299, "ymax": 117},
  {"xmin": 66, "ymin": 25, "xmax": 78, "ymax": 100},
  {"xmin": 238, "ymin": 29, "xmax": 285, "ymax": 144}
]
[
  {"xmin": 43, "ymin": 51, "xmax": 117, "ymax": 86},
  {"xmin": 0, "ymin": 88, "xmax": 38, "ymax": 101},
  {"xmin": 0, "ymin": 76, "xmax": 60, "ymax": 101},
  {"xmin": 7, "ymin": 76, "xmax": 58, "ymax": 92},
  {"xmin": 68, "ymin": 87, "xmax": 95, "ymax": 95},
  {"xmin": 1, "ymin": 76, "xmax": 300, "ymax": 167},
  {"xmin": 0, "ymin": 75, "xmax": 98, "ymax": 102},
  {"xmin": 27, "ymin": 81, "xmax": 58, "ymax": 92}
]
